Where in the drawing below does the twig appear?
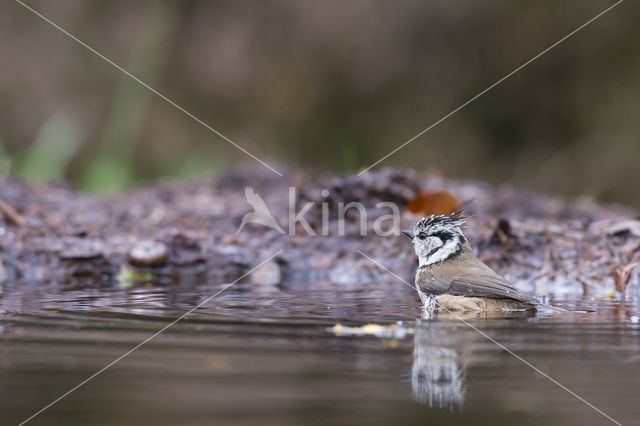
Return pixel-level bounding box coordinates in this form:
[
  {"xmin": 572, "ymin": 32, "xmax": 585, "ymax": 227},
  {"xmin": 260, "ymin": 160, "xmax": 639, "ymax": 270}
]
[
  {"xmin": 0, "ymin": 198, "xmax": 24, "ymax": 226},
  {"xmin": 570, "ymin": 273, "xmax": 600, "ymax": 296}
]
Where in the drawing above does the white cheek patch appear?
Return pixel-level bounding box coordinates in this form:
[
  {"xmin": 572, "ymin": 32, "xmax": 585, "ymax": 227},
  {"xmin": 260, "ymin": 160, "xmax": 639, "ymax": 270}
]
[
  {"xmin": 417, "ymin": 237, "xmax": 461, "ymax": 267},
  {"xmin": 414, "ymin": 237, "xmax": 440, "ymax": 264}
]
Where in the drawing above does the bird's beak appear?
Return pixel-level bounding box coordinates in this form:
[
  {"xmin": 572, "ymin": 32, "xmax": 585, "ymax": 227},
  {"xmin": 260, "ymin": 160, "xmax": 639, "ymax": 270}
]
[{"xmin": 402, "ymin": 230, "xmax": 414, "ymax": 240}]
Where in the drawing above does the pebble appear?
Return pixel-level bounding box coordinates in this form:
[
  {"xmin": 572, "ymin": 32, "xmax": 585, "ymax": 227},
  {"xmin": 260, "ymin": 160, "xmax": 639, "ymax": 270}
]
[
  {"xmin": 60, "ymin": 249, "xmax": 103, "ymax": 260},
  {"xmin": 249, "ymin": 260, "xmax": 281, "ymax": 286},
  {"xmin": 128, "ymin": 241, "xmax": 169, "ymax": 267}
]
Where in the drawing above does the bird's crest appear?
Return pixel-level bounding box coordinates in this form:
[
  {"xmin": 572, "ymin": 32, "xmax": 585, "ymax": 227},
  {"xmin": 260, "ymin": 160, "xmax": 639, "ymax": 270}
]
[{"xmin": 415, "ymin": 212, "xmax": 466, "ymax": 231}]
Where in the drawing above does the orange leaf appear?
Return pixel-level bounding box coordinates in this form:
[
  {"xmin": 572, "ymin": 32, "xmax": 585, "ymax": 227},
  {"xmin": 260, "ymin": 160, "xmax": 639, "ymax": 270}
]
[{"xmin": 407, "ymin": 190, "xmax": 460, "ymax": 216}]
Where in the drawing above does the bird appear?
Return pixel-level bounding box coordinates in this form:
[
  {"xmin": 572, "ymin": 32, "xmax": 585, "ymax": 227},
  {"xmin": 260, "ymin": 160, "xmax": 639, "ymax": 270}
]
[
  {"xmin": 403, "ymin": 213, "xmax": 537, "ymax": 312},
  {"xmin": 236, "ymin": 186, "xmax": 285, "ymax": 234}
]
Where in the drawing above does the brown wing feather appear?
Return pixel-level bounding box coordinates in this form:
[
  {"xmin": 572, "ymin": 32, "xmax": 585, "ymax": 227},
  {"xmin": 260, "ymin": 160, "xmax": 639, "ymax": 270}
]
[
  {"xmin": 447, "ymin": 275, "xmax": 534, "ymax": 302},
  {"xmin": 447, "ymin": 260, "xmax": 535, "ymax": 303},
  {"xmin": 416, "ymin": 245, "xmax": 536, "ymax": 304}
]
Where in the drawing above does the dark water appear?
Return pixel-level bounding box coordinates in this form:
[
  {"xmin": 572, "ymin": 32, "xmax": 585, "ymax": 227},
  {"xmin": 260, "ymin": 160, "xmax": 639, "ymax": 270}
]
[{"xmin": 1, "ymin": 281, "xmax": 639, "ymax": 426}]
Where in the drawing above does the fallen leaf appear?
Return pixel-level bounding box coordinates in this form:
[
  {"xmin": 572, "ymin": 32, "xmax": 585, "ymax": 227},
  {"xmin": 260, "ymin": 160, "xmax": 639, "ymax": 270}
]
[
  {"xmin": 490, "ymin": 218, "xmax": 516, "ymax": 246},
  {"xmin": 330, "ymin": 322, "xmax": 414, "ymax": 339},
  {"xmin": 407, "ymin": 190, "xmax": 460, "ymax": 215},
  {"xmin": 614, "ymin": 262, "xmax": 638, "ymax": 296},
  {"xmin": 595, "ymin": 290, "xmax": 617, "ymax": 299},
  {"xmin": 0, "ymin": 199, "xmax": 24, "ymax": 226}
]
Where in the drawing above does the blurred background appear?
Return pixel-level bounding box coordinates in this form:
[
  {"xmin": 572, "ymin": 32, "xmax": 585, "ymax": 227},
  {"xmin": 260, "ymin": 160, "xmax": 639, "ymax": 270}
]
[{"xmin": 0, "ymin": 0, "xmax": 638, "ymax": 205}]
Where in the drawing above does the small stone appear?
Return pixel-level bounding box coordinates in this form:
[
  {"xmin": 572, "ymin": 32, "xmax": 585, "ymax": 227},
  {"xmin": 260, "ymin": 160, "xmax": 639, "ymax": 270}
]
[
  {"xmin": 608, "ymin": 219, "xmax": 640, "ymax": 238},
  {"xmin": 128, "ymin": 241, "xmax": 168, "ymax": 267},
  {"xmin": 249, "ymin": 260, "xmax": 281, "ymax": 285},
  {"xmin": 74, "ymin": 226, "xmax": 88, "ymax": 238},
  {"xmin": 60, "ymin": 248, "xmax": 103, "ymax": 260}
]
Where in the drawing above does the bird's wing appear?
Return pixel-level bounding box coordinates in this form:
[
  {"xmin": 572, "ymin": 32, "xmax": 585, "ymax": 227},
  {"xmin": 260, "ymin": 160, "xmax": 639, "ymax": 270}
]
[
  {"xmin": 446, "ymin": 262, "xmax": 536, "ymax": 303},
  {"xmin": 244, "ymin": 186, "xmax": 272, "ymax": 214}
]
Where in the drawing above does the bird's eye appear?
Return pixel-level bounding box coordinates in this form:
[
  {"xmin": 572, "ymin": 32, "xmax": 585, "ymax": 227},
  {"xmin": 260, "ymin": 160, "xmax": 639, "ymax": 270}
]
[{"xmin": 417, "ymin": 232, "xmax": 427, "ymax": 240}]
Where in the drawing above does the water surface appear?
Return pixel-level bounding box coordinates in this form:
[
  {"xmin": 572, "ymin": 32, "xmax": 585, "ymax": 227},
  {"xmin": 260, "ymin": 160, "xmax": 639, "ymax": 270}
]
[{"xmin": 1, "ymin": 281, "xmax": 639, "ymax": 425}]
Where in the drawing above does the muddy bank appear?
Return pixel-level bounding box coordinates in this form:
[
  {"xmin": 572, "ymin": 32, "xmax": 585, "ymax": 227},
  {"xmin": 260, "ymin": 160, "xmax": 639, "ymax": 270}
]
[{"xmin": 1, "ymin": 166, "xmax": 638, "ymax": 298}]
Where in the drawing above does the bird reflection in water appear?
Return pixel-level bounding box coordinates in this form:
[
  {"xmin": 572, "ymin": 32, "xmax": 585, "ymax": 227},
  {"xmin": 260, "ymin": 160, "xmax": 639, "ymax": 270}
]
[{"xmin": 411, "ymin": 310, "xmax": 534, "ymax": 409}]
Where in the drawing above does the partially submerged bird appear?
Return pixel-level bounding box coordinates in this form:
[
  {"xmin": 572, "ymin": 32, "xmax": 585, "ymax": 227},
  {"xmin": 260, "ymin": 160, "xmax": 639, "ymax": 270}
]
[{"xmin": 404, "ymin": 213, "xmax": 537, "ymax": 312}]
